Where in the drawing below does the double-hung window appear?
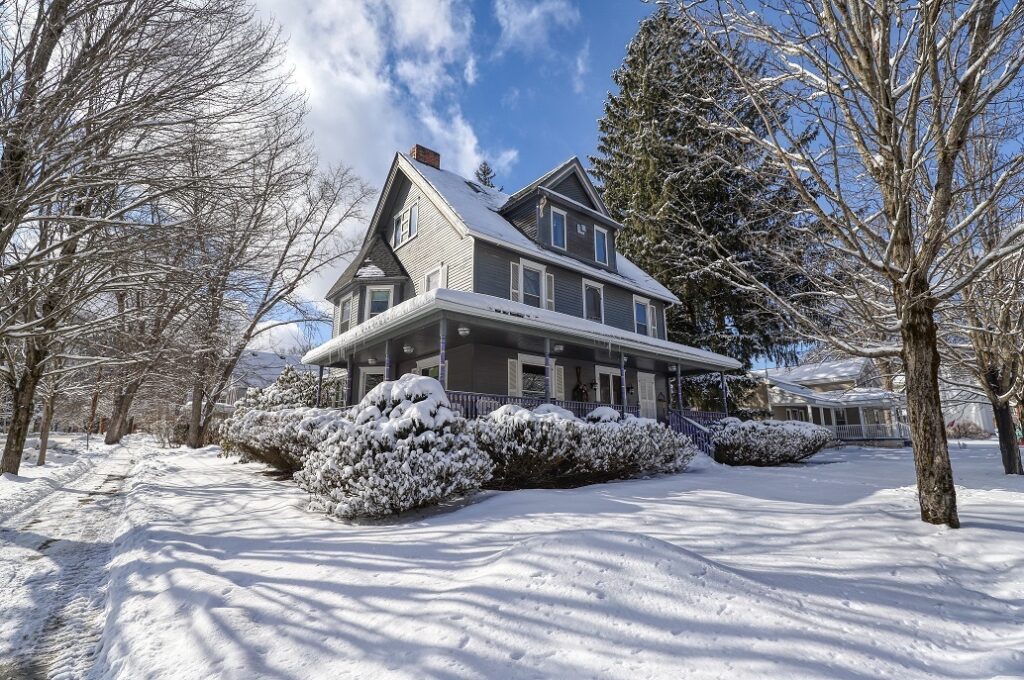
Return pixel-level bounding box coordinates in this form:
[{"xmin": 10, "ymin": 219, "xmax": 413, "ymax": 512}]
[
  {"xmin": 391, "ymin": 203, "xmax": 419, "ymax": 248},
  {"xmin": 366, "ymin": 287, "xmax": 392, "ymax": 319},
  {"xmin": 550, "ymin": 208, "xmax": 567, "ymax": 250},
  {"xmin": 583, "ymin": 280, "xmax": 603, "ymax": 322},
  {"xmin": 424, "ymin": 264, "xmax": 446, "ymax": 291},
  {"xmin": 594, "ymin": 226, "xmax": 609, "ymax": 265},
  {"xmin": 633, "ymin": 295, "xmax": 658, "ymax": 337},
  {"xmin": 338, "ymin": 298, "xmax": 351, "ymax": 332},
  {"xmin": 511, "ymin": 259, "xmax": 555, "ymax": 310}
]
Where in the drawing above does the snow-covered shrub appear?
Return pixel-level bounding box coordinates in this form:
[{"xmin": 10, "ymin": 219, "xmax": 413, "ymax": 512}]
[
  {"xmin": 220, "ymin": 407, "xmax": 348, "ymax": 473},
  {"xmin": 946, "ymin": 421, "xmax": 988, "ymax": 440},
  {"xmin": 472, "ymin": 405, "xmax": 698, "ymax": 488},
  {"xmin": 296, "ymin": 375, "xmax": 491, "ymax": 519},
  {"xmin": 710, "ymin": 417, "xmax": 832, "ymax": 466}
]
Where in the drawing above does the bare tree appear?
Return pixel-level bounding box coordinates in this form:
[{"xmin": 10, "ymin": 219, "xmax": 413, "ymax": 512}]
[{"xmin": 684, "ymin": 0, "xmax": 1024, "ymax": 526}]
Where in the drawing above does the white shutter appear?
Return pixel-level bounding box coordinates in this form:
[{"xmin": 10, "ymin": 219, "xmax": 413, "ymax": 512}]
[
  {"xmin": 440, "ymin": 263, "xmax": 448, "ymax": 288},
  {"xmin": 333, "ymin": 302, "xmax": 341, "ymax": 335},
  {"xmin": 510, "ymin": 262, "xmax": 521, "ymax": 302},
  {"xmin": 554, "ymin": 365, "xmax": 565, "ymax": 401},
  {"xmin": 507, "ymin": 358, "xmax": 520, "ymax": 396},
  {"xmin": 545, "ymin": 272, "xmax": 555, "ymax": 310},
  {"xmin": 649, "ymin": 303, "xmax": 658, "ymax": 337}
]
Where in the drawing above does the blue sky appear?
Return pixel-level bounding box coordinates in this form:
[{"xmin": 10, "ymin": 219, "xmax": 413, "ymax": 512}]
[
  {"xmin": 254, "ymin": 0, "xmax": 657, "ymax": 191},
  {"xmin": 249, "ymin": 0, "xmax": 659, "ymax": 351}
]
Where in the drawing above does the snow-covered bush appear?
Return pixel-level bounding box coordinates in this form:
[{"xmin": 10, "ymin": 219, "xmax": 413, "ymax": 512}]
[
  {"xmin": 946, "ymin": 421, "xmax": 988, "ymax": 440},
  {"xmin": 220, "ymin": 407, "xmax": 348, "ymax": 472},
  {"xmin": 296, "ymin": 375, "xmax": 491, "ymax": 519},
  {"xmin": 710, "ymin": 417, "xmax": 832, "ymax": 466},
  {"xmin": 472, "ymin": 404, "xmax": 698, "ymax": 488}
]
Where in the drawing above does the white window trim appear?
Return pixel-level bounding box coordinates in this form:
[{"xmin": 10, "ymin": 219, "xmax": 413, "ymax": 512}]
[
  {"xmin": 416, "ymin": 355, "xmax": 440, "ymax": 371},
  {"xmin": 595, "ymin": 365, "xmax": 621, "ymax": 405},
  {"xmin": 391, "ymin": 201, "xmax": 420, "ymax": 251},
  {"xmin": 359, "ymin": 366, "xmax": 385, "ymax": 398},
  {"xmin": 338, "ymin": 295, "xmax": 353, "ymax": 332},
  {"xmin": 633, "ymin": 294, "xmax": 653, "ymax": 336},
  {"xmin": 550, "ymin": 207, "xmax": 568, "ymax": 251},
  {"xmin": 423, "ymin": 263, "xmax": 447, "ymax": 292},
  {"xmin": 594, "ymin": 225, "xmax": 609, "ymax": 265},
  {"xmin": 365, "ymin": 285, "xmax": 393, "ymax": 320},
  {"xmin": 517, "ymin": 353, "xmax": 550, "ymax": 398},
  {"xmin": 582, "ymin": 279, "xmax": 604, "ymax": 324},
  {"xmin": 519, "ymin": 258, "xmax": 547, "ymax": 307}
]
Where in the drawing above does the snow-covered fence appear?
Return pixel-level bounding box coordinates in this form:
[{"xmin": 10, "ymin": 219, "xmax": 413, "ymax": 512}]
[
  {"xmin": 472, "ymin": 404, "xmax": 698, "ymax": 488},
  {"xmin": 710, "ymin": 418, "xmax": 832, "ymax": 466},
  {"xmin": 295, "ymin": 375, "xmax": 492, "ymax": 519}
]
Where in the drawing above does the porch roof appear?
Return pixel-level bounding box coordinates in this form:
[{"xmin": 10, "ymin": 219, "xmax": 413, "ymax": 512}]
[
  {"xmin": 765, "ymin": 376, "xmax": 904, "ymax": 409},
  {"xmin": 302, "ymin": 288, "xmax": 740, "ymax": 372}
]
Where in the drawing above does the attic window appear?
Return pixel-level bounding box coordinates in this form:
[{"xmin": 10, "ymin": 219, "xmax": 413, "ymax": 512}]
[
  {"xmin": 391, "ymin": 203, "xmax": 418, "ymax": 248},
  {"xmin": 465, "ymin": 181, "xmax": 484, "ymax": 193}
]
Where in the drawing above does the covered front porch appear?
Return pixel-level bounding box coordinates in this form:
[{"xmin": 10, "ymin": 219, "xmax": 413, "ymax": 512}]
[{"xmin": 302, "ymin": 289, "xmax": 741, "ymax": 422}]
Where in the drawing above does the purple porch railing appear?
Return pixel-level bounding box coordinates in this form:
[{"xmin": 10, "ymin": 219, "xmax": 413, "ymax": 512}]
[
  {"xmin": 446, "ymin": 390, "xmax": 639, "ymax": 420},
  {"xmin": 667, "ymin": 409, "xmax": 726, "ymax": 454}
]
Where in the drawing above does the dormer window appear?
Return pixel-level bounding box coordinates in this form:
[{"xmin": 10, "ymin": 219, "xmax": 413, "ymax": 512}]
[
  {"xmin": 391, "ymin": 203, "xmax": 419, "ymax": 248},
  {"xmin": 367, "ymin": 286, "xmax": 393, "ymax": 318},
  {"xmin": 551, "ymin": 208, "xmax": 567, "ymax": 250},
  {"xmin": 594, "ymin": 225, "xmax": 609, "ymax": 265}
]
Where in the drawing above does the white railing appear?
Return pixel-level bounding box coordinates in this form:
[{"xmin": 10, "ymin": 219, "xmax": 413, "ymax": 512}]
[{"xmin": 828, "ymin": 423, "xmax": 911, "ymax": 441}]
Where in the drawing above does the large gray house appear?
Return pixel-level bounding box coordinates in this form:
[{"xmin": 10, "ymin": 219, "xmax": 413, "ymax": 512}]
[{"xmin": 302, "ymin": 145, "xmax": 739, "ymax": 420}]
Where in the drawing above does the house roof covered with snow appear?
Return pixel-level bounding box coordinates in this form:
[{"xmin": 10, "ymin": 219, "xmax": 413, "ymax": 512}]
[
  {"xmin": 764, "ymin": 358, "xmax": 872, "ymax": 386},
  {"xmin": 327, "ymin": 235, "xmax": 408, "ymax": 299},
  {"xmin": 399, "ymin": 153, "xmax": 677, "ymax": 303}
]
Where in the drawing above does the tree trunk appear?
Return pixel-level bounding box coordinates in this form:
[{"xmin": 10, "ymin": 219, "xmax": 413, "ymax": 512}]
[
  {"xmin": 105, "ymin": 381, "xmax": 140, "ymax": 445},
  {"xmin": 36, "ymin": 390, "xmax": 57, "ymax": 466},
  {"xmin": 991, "ymin": 400, "xmax": 1023, "ymax": 475},
  {"xmin": 1, "ymin": 367, "xmax": 42, "ymax": 475},
  {"xmin": 900, "ymin": 302, "xmax": 959, "ymax": 527},
  {"xmin": 186, "ymin": 378, "xmax": 205, "ymax": 448}
]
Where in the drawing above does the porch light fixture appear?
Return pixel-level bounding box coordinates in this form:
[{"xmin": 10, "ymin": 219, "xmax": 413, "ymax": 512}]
[
  {"xmin": 367, "ymin": 357, "xmax": 377, "ymax": 365},
  {"xmin": 552, "ymin": 344, "xmax": 564, "ymax": 353},
  {"xmin": 403, "ymin": 344, "xmax": 414, "ymax": 354},
  {"xmin": 457, "ymin": 325, "xmax": 471, "ymax": 337},
  {"xmin": 589, "ymin": 381, "xmax": 598, "ymax": 391},
  {"xmin": 627, "ymin": 385, "xmax": 635, "ymax": 396}
]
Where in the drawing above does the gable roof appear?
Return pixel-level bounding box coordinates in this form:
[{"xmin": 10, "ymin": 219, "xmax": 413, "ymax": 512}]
[
  {"xmin": 327, "ymin": 234, "xmax": 408, "ymax": 300},
  {"xmin": 502, "ymin": 156, "xmax": 609, "ymax": 217},
  {"xmin": 764, "ymin": 358, "xmax": 872, "ymax": 385},
  {"xmin": 398, "ymin": 153, "xmax": 678, "ymax": 303}
]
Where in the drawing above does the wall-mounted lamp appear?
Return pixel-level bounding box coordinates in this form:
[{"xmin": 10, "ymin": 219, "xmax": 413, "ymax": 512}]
[
  {"xmin": 627, "ymin": 385, "xmax": 635, "ymax": 396},
  {"xmin": 552, "ymin": 344, "xmax": 564, "ymax": 353},
  {"xmin": 457, "ymin": 325, "xmax": 471, "ymax": 337},
  {"xmin": 589, "ymin": 381, "xmax": 599, "ymax": 391}
]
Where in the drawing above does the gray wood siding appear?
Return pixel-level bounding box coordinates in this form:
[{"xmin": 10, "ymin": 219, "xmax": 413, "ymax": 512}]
[
  {"xmin": 473, "ymin": 240, "xmax": 665, "ymax": 339},
  {"xmin": 539, "ymin": 198, "xmax": 617, "ymax": 272},
  {"xmin": 385, "ymin": 174, "xmax": 473, "ymax": 294},
  {"xmin": 505, "ymin": 200, "xmax": 538, "ymax": 241},
  {"xmin": 551, "ymin": 172, "xmax": 595, "ymax": 210}
]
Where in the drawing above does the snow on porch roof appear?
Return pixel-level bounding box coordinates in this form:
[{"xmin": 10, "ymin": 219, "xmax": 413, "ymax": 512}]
[
  {"xmin": 302, "ymin": 288, "xmax": 740, "ymax": 371},
  {"xmin": 764, "ymin": 357, "xmax": 871, "ymax": 385}
]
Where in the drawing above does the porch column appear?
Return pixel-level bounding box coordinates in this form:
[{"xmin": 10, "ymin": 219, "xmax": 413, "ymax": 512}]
[
  {"xmin": 619, "ymin": 353, "xmax": 627, "ymax": 408},
  {"xmin": 315, "ymin": 365, "xmax": 324, "ymax": 407},
  {"xmin": 675, "ymin": 363, "xmax": 683, "ymax": 411},
  {"xmin": 345, "ymin": 354, "xmax": 353, "ymax": 406},
  {"xmin": 544, "ymin": 338, "xmax": 551, "ymax": 401},
  {"xmin": 719, "ymin": 372, "xmax": 729, "ymax": 415},
  {"xmin": 857, "ymin": 406, "xmax": 864, "ymax": 437},
  {"xmin": 439, "ymin": 316, "xmax": 448, "ymax": 389},
  {"xmin": 384, "ymin": 340, "xmax": 392, "ymax": 381},
  {"xmin": 806, "ymin": 404, "xmax": 813, "ymax": 423}
]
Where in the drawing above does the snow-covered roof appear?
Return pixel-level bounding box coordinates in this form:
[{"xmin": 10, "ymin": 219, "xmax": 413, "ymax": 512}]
[
  {"xmin": 765, "ymin": 376, "xmax": 903, "ymax": 408},
  {"xmin": 327, "ymin": 235, "xmax": 408, "ymax": 299},
  {"xmin": 303, "ymin": 288, "xmax": 739, "ymax": 372},
  {"xmin": 399, "ymin": 154, "xmax": 678, "ymax": 304},
  {"xmin": 231, "ymin": 351, "xmax": 316, "ymax": 390},
  {"xmin": 764, "ymin": 358, "xmax": 871, "ymax": 385},
  {"xmin": 356, "ymin": 264, "xmax": 386, "ymax": 278}
]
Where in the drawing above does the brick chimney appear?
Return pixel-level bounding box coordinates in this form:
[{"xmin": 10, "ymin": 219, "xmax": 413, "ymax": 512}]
[{"xmin": 409, "ymin": 144, "xmax": 440, "ymax": 169}]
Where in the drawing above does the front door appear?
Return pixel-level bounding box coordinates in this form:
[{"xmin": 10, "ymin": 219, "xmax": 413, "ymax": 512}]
[{"xmin": 637, "ymin": 372, "xmax": 657, "ymax": 418}]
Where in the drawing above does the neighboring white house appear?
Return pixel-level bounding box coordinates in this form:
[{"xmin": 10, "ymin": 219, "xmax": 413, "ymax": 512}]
[
  {"xmin": 939, "ymin": 380, "xmax": 996, "ymax": 435},
  {"xmin": 756, "ymin": 358, "xmax": 910, "ymax": 443},
  {"xmin": 223, "ymin": 350, "xmax": 318, "ymax": 406}
]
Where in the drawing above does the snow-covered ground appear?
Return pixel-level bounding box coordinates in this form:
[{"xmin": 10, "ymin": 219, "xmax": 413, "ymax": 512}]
[{"xmin": 2, "ymin": 438, "xmax": 1023, "ymax": 679}]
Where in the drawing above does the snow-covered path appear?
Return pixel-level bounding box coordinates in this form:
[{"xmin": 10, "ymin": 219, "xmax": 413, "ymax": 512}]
[{"xmin": 0, "ymin": 441, "xmax": 135, "ymax": 679}]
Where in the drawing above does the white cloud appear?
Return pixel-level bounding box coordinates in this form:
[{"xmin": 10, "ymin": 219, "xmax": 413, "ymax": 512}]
[
  {"xmin": 254, "ymin": 0, "xmax": 519, "ymax": 306},
  {"xmin": 493, "ymin": 0, "xmax": 580, "ymax": 56},
  {"xmin": 572, "ymin": 39, "xmax": 589, "ymax": 93}
]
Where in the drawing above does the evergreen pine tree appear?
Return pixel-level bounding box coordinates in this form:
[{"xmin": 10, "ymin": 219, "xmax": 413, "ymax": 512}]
[
  {"xmin": 591, "ymin": 5, "xmax": 806, "ymax": 368},
  {"xmin": 475, "ymin": 161, "xmax": 496, "ymax": 188}
]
